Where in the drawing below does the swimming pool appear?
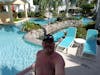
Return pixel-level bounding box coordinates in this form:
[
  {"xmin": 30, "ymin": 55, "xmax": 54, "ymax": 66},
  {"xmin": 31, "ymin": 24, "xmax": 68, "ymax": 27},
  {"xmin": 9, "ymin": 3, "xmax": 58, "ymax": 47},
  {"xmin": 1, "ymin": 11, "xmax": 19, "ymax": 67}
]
[
  {"xmin": 0, "ymin": 25, "xmax": 42, "ymax": 75},
  {"xmin": 29, "ymin": 18, "xmax": 57, "ymax": 26},
  {"xmin": 81, "ymin": 17, "xmax": 94, "ymax": 26},
  {"xmin": 74, "ymin": 15, "xmax": 94, "ymax": 26}
]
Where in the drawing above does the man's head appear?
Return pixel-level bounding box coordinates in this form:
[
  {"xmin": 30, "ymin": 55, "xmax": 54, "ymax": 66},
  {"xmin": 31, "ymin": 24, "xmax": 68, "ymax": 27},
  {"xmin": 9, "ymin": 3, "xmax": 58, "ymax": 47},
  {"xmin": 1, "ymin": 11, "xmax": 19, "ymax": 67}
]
[{"xmin": 42, "ymin": 34, "xmax": 55, "ymax": 55}]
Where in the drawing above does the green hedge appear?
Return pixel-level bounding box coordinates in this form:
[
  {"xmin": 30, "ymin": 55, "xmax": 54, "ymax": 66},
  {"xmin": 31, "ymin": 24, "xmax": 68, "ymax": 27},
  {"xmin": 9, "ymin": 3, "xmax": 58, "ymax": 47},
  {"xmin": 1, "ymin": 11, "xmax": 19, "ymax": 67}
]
[{"xmin": 83, "ymin": 22, "xmax": 95, "ymax": 30}]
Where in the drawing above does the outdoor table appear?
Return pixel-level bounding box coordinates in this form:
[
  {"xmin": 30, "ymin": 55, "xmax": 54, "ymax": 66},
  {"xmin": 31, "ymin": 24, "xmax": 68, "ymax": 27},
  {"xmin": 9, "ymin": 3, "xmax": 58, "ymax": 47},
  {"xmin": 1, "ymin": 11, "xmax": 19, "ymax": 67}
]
[{"xmin": 75, "ymin": 38, "xmax": 86, "ymax": 56}]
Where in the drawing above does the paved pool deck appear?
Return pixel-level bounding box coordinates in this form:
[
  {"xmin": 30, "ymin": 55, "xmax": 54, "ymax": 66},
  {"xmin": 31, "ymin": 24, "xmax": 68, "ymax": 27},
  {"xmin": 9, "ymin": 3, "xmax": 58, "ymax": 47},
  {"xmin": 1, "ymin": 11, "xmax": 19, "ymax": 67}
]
[{"xmin": 57, "ymin": 45, "xmax": 100, "ymax": 75}]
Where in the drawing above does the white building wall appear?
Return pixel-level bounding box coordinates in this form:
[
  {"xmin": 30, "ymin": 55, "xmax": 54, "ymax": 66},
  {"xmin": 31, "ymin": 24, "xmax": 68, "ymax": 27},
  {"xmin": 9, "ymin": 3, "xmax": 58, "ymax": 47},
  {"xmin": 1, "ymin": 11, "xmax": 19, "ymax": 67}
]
[
  {"xmin": 27, "ymin": 0, "xmax": 36, "ymax": 12},
  {"xmin": 18, "ymin": 3, "xmax": 28, "ymax": 12},
  {"xmin": 27, "ymin": 0, "xmax": 33, "ymax": 6}
]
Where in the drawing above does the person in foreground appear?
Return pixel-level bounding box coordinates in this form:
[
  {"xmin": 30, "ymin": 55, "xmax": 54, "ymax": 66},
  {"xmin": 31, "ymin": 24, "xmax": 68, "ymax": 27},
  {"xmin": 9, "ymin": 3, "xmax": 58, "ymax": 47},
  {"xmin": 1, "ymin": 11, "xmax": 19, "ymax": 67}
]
[{"xmin": 17, "ymin": 34, "xmax": 65, "ymax": 75}]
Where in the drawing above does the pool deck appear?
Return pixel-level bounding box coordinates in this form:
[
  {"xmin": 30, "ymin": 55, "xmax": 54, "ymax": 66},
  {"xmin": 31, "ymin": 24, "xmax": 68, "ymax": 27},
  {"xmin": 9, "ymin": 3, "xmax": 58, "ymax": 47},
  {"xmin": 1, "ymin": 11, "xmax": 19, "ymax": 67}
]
[
  {"xmin": 25, "ymin": 45, "xmax": 100, "ymax": 75},
  {"xmin": 23, "ymin": 19, "xmax": 100, "ymax": 75},
  {"xmin": 57, "ymin": 45, "xmax": 100, "ymax": 75}
]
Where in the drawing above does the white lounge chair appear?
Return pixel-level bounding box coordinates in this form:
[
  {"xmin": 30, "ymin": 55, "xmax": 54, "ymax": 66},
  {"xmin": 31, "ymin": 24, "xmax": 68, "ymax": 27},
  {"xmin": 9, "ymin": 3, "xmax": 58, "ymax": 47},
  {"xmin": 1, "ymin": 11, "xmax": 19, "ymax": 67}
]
[{"xmin": 57, "ymin": 27, "xmax": 77, "ymax": 53}]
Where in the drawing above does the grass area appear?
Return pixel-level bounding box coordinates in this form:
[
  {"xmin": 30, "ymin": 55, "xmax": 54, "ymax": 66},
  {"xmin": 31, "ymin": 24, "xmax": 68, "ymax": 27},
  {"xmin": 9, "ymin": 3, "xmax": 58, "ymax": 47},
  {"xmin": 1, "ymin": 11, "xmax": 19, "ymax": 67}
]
[{"xmin": 14, "ymin": 18, "xmax": 22, "ymax": 22}]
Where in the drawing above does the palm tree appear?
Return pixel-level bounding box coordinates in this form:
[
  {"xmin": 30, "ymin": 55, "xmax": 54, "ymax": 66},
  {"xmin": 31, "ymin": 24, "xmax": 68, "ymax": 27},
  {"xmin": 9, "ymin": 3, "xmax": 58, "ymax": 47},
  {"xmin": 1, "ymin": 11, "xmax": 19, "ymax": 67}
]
[
  {"xmin": 33, "ymin": 0, "xmax": 39, "ymax": 5},
  {"xmin": 33, "ymin": 0, "xmax": 49, "ymax": 17},
  {"xmin": 76, "ymin": 0, "xmax": 88, "ymax": 7},
  {"xmin": 64, "ymin": 0, "xmax": 69, "ymax": 17},
  {"xmin": 50, "ymin": 0, "xmax": 63, "ymax": 17},
  {"xmin": 33, "ymin": 0, "xmax": 63, "ymax": 18}
]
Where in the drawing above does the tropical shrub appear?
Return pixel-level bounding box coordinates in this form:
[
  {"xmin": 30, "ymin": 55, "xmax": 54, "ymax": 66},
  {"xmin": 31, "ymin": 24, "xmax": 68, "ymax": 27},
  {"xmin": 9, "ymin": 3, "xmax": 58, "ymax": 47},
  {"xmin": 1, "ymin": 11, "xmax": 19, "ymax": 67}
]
[
  {"xmin": 34, "ymin": 12, "xmax": 45, "ymax": 18},
  {"xmin": 13, "ymin": 11, "xmax": 18, "ymax": 18},
  {"xmin": 80, "ymin": 3, "xmax": 94, "ymax": 17},
  {"xmin": 76, "ymin": 0, "xmax": 88, "ymax": 7},
  {"xmin": 18, "ymin": 12, "xmax": 25, "ymax": 18},
  {"xmin": 28, "ymin": 12, "xmax": 34, "ymax": 17},
  {"xmin": 33, "ymin": 0, "xmax": 63, "ymax": 18},
  {"xmin": 83, "ymin": 22, "xmax": 95, "ymax": 30},
  {"xmin": 57, "ymin": 11, "xmax": 67, "ymax": 21},
  {"xmin": 22, "ymin": 21, "xmax": 41, "ymax": 32},
  {"xmin": 76, "ymin": 25, "xmax": 87, "ymax": 39}
]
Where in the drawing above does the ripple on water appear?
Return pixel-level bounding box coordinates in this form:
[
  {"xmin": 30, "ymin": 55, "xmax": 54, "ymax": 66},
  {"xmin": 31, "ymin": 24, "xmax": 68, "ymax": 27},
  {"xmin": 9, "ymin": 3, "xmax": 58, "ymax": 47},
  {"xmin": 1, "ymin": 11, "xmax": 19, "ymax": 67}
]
[{"xmin": 0, "ymin": 26, "xmax": 42, "ymax": 75}]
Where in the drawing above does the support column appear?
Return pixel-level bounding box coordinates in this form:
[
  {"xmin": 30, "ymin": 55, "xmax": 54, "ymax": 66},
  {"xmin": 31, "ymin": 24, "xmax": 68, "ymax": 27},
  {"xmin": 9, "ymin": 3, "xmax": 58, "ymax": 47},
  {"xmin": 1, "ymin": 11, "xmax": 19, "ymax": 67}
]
[
  {"xmin": 65, "ymin": 0, "xmax": 69, "ymax": 17},
  {"xmin": 95, "ymin": 0, "xmax": 100, "ymax": 30},
  {"xmin": 24, "ymin": 4, "xmax": 28, "ymax": 18},
  {"xmin": 96, "ymin": 0, "xmax": 100, "ymax": 13},
  {"xmin": 8, "ymin": 4, "xmax": 13, "ymax": 23}
]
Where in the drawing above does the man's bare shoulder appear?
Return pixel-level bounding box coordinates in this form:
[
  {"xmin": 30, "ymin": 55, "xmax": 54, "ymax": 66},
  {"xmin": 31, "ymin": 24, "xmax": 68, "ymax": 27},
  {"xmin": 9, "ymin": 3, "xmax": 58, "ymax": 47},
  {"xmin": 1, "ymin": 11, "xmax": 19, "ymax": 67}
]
[
  {"xmin": 53, "ymin": 52, "xmax": 65, "ymax": 64},
  {"xmin": 53, "ymin": 52, "xmax": 63, "ymax": 58},
  {"xmin": 36, "ymin": 50, "xmax": 44, "ymax": 56},
  {"xmin": 54, "ymin": 52, "xmax": 65, "ymax": 75}
]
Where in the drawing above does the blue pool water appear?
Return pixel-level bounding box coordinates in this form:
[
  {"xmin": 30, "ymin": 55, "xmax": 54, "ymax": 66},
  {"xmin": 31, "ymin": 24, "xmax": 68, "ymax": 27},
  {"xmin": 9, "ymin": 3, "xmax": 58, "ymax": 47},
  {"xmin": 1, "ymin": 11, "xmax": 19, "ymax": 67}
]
[
  {"xmin": 0, "ymin": 25, "xmax": 42, "ymax": 75},
  {"xmin": 81, "ymin": 17, "xmax": 94, "ymax": 26},
  {"xmin": 29, "ymin": 18, "xmax": 57, "ymax": 26},
  {"xmin": 74, "ymin": 15, "xmax": 94, "ymax": 26},
  {"xmin": 53, "ymin": 29, "xmax": 68, "ymax": 42},
  {"xmin": 74, "ymin": 15, "xmax": 82, "ymax": 20}
]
